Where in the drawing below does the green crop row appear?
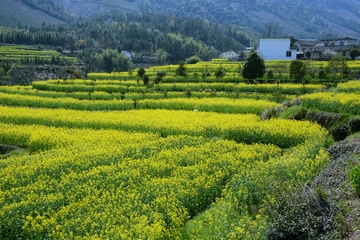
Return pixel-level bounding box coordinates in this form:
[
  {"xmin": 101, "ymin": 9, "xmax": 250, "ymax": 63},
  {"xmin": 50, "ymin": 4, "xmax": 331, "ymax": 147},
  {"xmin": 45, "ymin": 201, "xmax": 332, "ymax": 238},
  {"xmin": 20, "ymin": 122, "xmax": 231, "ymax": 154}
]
[
  {"xmin": 301, "ymin": 92, "xmax": 360, "ymax": 115},
  {"xmin": 0, "ymin": 106, "xmax": 328, "ymax": 148},
  {"xmin": 0, "ymin": 86, "xmax": 293, "ymax": 103}
]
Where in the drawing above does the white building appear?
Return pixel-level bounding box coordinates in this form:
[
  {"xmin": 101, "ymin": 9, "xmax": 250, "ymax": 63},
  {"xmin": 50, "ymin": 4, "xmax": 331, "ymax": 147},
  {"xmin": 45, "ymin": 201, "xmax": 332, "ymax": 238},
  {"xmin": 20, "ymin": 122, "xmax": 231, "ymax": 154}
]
[
  {"xmin": 258, "ymin": 38, "xmax": 297, "ymax": 60},
  {"xmin": 321, "ymin": 36, "xmax": 358, "ymax": 47}
]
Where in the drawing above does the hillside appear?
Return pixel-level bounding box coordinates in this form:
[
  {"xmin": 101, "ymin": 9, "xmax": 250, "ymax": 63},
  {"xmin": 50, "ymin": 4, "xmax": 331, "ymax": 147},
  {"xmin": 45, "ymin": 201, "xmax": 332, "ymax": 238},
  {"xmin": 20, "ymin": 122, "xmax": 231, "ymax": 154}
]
[
  {"xmin": 0, "ymin": 0, "xmax": 66, "ymax": 27},
  {"xmin": 2, "ymin": 0, "xmax": 360, "ymax": 39},
  {"xmin": 138, "ymin": 0, "xmax": 360, "ymax": 38},
  {"xmin": 52, "ymin": 0, "xmax": 139, "ymax": 18}
]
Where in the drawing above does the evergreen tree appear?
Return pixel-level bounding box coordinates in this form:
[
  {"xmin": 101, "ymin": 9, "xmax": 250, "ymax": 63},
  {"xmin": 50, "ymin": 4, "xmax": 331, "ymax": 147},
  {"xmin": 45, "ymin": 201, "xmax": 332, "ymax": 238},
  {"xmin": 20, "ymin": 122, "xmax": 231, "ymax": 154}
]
[
  {"xmin": 241, "ymin": 51, "xmax": 265, "ymax": 82},
  {"xmin": 290, "ymin": 59, "xmax": 306, "ymax": 83},
  {"xmin": 175, "ymin": 61, "xmax": 187, "ymax": 77}
]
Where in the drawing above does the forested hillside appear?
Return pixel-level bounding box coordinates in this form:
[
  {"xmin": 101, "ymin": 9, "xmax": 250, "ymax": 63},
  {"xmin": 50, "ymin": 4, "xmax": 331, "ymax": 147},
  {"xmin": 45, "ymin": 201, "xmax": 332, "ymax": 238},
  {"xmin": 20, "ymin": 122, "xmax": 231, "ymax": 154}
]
[
  {"xmin": 139, "ymin": 0, "xmax": 360, "ymax": 38},
  {"xmin": 0, "ymin": 12, "xmax": 254, "ymax": 74},
  {"xmin": 0, "ymin": 0, "xmax": 68, "ymax": 27}
]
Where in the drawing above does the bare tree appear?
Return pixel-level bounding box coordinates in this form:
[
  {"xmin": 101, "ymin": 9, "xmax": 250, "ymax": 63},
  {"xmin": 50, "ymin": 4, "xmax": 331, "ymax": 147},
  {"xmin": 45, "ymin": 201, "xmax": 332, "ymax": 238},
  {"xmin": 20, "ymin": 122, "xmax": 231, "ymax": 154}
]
[{"xmin": 262, "ymin": 22, "xmax": 283, "ymax": 38}]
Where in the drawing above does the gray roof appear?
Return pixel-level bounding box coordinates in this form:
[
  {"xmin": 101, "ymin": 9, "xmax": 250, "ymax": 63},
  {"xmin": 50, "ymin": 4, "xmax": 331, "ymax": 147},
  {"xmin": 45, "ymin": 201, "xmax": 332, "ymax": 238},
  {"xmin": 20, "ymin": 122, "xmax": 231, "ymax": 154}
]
[
  {"xmin": 320, "ymin": 36, "xmax": 357, "ymax": 41},
  {"xmin": 313, "ymin": 45, "xmax": 356, "ymax": 52},
  {"xmin": 296, "ymin": 40, "xmax": 322, "ymax": 46}
]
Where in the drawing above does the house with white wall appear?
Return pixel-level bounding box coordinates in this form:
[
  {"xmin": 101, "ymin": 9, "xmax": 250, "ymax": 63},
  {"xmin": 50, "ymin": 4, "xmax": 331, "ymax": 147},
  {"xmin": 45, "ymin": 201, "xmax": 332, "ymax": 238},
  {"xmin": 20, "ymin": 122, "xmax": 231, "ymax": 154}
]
[
  {"xmin": 321, "ymin": 36, "xmax": 358, "ymax": 47},
  {"xmin": 258, "ymin": 38, "xmax": 297, "ymax": 60}
]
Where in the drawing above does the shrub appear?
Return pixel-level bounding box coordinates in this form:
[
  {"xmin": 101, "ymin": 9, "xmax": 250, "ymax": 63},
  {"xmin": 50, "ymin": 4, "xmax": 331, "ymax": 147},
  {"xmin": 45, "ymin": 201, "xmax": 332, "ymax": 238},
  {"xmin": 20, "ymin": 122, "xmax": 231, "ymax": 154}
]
[
  {"xmin": 185, "ymin": 55, "xmax": 202, "ymax": 64},
  {"xmin": 266, "ymin": 186, "xmax": 339, "ymax": 240},
  {"xmin": 142, "ymin": 74, "xmax": 149, "ymax": 85},
  {"xmin": 330, "ymin": 122, "xmax": 350, "ymax": 141},
  {"xmin": 153, "ymin": 76, "xmax": 161, "ymax": 85},
  {"xmin": 260, "ymin": 106, "xmax": 281, "ymax": 120},
  {"xmin": 186, "ymin": 88, "xmax": 192, "ymax": 97},
  {"xmin": 267, "ymin": 70, "xmax": 274, "ymax": 79},
  {"xmin": 348, "ymin": 116, "xmax": 360, "ymax": 133}
]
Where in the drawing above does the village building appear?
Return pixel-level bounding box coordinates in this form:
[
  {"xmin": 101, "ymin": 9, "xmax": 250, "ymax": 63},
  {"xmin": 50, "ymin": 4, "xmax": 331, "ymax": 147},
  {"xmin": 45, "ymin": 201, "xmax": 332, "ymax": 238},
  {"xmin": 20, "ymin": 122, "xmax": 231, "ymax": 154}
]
[
  {"xmin": 258, "ymin": 38, "xmax": 297, "ymax": 60},
  {"xmin": 312, "ymin": 45, "xmax": 356, "ymax": 59},
  {"xmin": 321, "ymin": 36, "xmax": 358, "ymax": 47}
]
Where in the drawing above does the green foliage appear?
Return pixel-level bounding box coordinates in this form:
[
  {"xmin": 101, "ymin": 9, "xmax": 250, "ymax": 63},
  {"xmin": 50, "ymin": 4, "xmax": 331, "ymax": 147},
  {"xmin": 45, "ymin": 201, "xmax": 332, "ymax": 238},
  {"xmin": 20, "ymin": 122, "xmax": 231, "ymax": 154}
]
[
  {"xmin": 330, "ymin": 122, "xmax": 350, "ymax": 141},
  {"xmin": 137, "ymin": 67, "xmax": 146, "ymax": 78},
  {"xmin": 318, "ymin": 67, "xmax": 326, "ymax": 81},
  {"xmin": 350, "ymin": 165, "xmax": 360, "ymax": 195},
  {"xmin": 349, "ymin": 48, "xmax": 360, "ymax": 60},
  {"xmin": 153, "ymin": 76, "xmax": 161, "ymax": 85},
  {"xmin": 267, "ymin": 69, "xmax": 274, "ymax": 79},
  {"xmin": 266, "ymin": 186, "xmax": 339, "ymax": 240},
  {"xmin": 305, "ymin": 50, "xmax": 311, "ymax": 59},
  {"xmin": 241, "ymin": 51, "xmax": 265, "ymax": 81},
  {"xmin": 185, "ymin": 55, "xmax": 202, "ymax": 64},
  {"xmin": 0, "ymin": 67, "xmax": 5, "ymax": 77},
  {"xmin": 214, "ymin": 65, "xmax": 225, "ymax": 79},
  {"xmin": 186, "ymin": 88, "xmax": 192, "ymax": 97},
  {"xmin": 175, "ymin": 61, "xmax": 187, "ymax": 77},
  {"xmin": 156, "ymin": 71, "xmax": 167, "ymax": 80},
  {"xmin": 290, "ymin": 59, "xmax": 306, "ymax": 83},
  {"xmin": 142, "ymin": 74, "xmax": 149, "ymax": 85},
  {"xmin": 348, "ymin": 116, "xmax": 360, "ymax": 133},
  {"xmin": 328, "ymin": 55, "xmax": 348, "ymax": 78}
]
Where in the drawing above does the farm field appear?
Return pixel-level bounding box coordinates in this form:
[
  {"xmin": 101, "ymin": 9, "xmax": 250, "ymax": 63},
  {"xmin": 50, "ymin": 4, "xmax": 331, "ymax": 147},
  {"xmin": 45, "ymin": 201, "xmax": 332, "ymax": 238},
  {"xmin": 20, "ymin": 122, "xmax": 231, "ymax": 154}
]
[
  {"xmin": 0, "ymin": 61, "xmax": 360, "ymax": 239},
  {"xmin": 0, "ymin": 45, "xmax": 77, "ymax": 62}
]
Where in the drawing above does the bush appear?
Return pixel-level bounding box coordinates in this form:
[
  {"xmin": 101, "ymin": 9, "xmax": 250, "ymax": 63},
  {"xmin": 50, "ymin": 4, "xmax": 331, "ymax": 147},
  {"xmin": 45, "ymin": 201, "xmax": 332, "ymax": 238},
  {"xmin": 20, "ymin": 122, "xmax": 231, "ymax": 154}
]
[
  {"xmin": 330, "ymin": 122, "xmax": 350, "ymax": 141},
  {"xmin": 260, "ymin": 106, "xmax": 281, "ymax": 120},
  {"xmin": 153, "ymin": 76, "xmax": 161, "ymax": 85},
  {"xmin": 266, "ymin": 186, "xmax": 339, "ymax": 240},
  {"xmin": 305, "ymin": 111, "xmax": 340, "ymax": 128},
  {"xmin": 348, "ymin": 116, "xmax": 360, "ymax": 133},
  {"xmin": 142, "ymin": 74, "xmax": 149, "ymax": 85},
  {"xmin": 185, "ymin": 55, "xmax": 202, "ymax": 64}
]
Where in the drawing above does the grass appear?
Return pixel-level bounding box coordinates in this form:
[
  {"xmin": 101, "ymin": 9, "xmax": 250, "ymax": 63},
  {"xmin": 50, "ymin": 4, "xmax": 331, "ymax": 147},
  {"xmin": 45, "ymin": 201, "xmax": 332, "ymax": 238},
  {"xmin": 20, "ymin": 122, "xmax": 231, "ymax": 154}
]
[
  {"xmin": 277, "ymin": 105, "xmax": 303, "ymax": 119},
  {"xmin": 0, "ymin": 144, "xmax": 28, "ymax": 159}
]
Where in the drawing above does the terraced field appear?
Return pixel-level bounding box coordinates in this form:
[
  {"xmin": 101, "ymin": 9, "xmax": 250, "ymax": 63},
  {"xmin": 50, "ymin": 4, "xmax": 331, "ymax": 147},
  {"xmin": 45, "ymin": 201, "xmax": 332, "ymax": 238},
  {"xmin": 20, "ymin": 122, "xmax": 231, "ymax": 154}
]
[{"xmin": 0, "ymin": 63, "xmax": 359, "ymax": 239}]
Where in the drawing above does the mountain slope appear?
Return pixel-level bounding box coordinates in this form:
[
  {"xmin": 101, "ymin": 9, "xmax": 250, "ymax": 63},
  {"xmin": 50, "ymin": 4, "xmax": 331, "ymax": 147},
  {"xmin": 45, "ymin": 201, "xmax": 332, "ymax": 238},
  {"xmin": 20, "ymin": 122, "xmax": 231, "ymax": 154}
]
[
  {"xmin": 52, "ymin": 0, "xmax": 140, "ymax": 19},
  {"xmin": 138, "ymin": 0, "xmax": 360, "ymax": 38}
]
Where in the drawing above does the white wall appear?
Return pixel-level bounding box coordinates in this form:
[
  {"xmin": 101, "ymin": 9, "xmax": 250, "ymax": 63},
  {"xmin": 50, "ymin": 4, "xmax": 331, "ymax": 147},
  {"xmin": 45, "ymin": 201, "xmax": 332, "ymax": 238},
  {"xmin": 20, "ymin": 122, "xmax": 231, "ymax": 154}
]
[{"xmin": 259, "ymin": 38, "xmax": 296, "ymax": 60}]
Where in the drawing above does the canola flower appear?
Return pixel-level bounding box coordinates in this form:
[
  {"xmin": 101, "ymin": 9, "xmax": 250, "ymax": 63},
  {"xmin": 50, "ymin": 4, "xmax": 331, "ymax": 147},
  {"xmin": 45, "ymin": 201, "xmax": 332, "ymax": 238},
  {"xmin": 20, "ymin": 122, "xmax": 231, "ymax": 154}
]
[
  {"xmin": 301, "ymin": 92, "xmax": 360, "ymax": 115},
  {"xmin": 137, "ymin": 98, "xmax": 280, "ymax": 115},
  {"xmin": 0, "ymin": 106, "xmax": 328, "ymax": 148},
  {"xmin": 336, "ymin": 80, "xmax": 360, "ymax": 93},
  {"xmin": 0, "ymin": 92, "xmax": 134, "ymax": 111},
  {"xmin": 0, "ymin": 122, "xmax": 282, "ymax": 239},
  {"xmin": 0, "ymin": 85, "xmax": 292, "ymax": 102}
]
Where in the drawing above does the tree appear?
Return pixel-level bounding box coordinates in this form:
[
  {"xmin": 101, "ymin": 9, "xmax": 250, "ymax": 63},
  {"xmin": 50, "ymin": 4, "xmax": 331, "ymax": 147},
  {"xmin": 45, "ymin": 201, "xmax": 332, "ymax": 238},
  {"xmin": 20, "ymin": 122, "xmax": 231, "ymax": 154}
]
[
  {"xmin": 289, "ymin": 59, "xmax": 306, "ymax": 83},
  {"xmin": 175, "ymin": 61, "xmax": 187, "ymax": 77},
  {"xmin": 318, "ymin": 66, "xmax": 327, "ymax": 84},
  {"xmin": 128, "ymin": 62, "xmax": 133, "ymax": 77},
  {"xmin": 261, "ymin": 22, "xmax": 283, "ymax": 38},
  {"xmin": 267, "ymin": 70, "xmax": 274, "ymax": 80},
  {"xmin": 328, "ymin": 55, "xmax": 348, "ymax": 80},
  {"xmin": 241, "ymin": 51, "xmax": 265, "ymax": 82},
  {"xmin": 214, "ymin": 65, "xmax": 225, "ymax": 79},
  {"xmin": 155, "ymin": 49, "xmax": 168, "ymax": 64},
  {"xmin": 304, "ymin": 60, "xmax": 319, "ymax": 79},
  {"xmin": 219, "ymin": 51, "xmax": 238, "ymax": 59},
  {"xmin": 137, "ymin": 67, "xmax": 146, "ymax": 78},
  {"xmin": 142, "ymin": 74, "xmax": 149, "ymax": 85},
  {"xmin": 305, "ymin": 50, "xmax": 311, "ymax": 59},
  {"xmin": 350, "ymin": 48, "xmax": 360, "ymax": 60},
  {"xmin": 322, "ymin": 49, "xmax": 336, "ymax": 60},
  {"xmin": 156, "ymin": 71, "xmax": 167, "ymax": 79}
]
